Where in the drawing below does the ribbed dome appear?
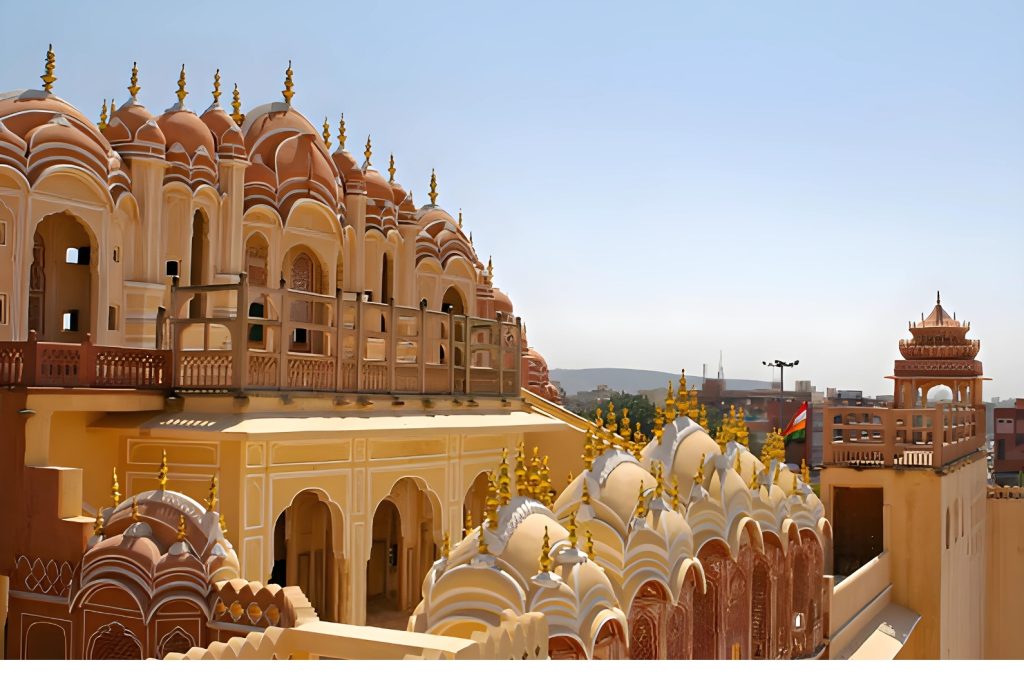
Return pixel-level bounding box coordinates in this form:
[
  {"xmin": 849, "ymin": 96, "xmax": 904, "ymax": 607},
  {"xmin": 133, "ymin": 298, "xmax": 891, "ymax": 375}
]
[
  {"xmin": 0, "ymin": 119, "xmax": 28, "ymax": 171},
  {"xmin": 364, "ymin": 167, "xmax": 394, "ymax": 202},
  {"xmin": 157, "ymin": 108, "xmax": 215, "ymax": 158},
  {"xmin": 25, "ymin": 113, "xmax": 108, "ymax": 182},
  {"xmin": 105, "ymin": 100, "xmax": 165, "ymax": 158},
  {"xmin": 199, "ymin": 105, "xmax": 247, "ymax": 160},
  {"xmin": 274, "ymin": 133, "xmax": 338, "ymax": 212}
]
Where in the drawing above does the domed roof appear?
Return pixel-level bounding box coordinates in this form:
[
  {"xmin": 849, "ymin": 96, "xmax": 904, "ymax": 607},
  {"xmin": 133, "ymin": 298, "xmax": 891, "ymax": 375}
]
[
  {"xmin": 243, "ymin": 154, "xmax": 278, "ymax": 211},
  {"xmin": 242, "ymin": 102, "xmax": 321, "ymax": 163},
  {"xmin": 0, "ymin": 90, "xmax": 106, "ymax": 146},
  {"xmin": 24, "ymin": 113, "xmax": 109, "ymax": 183},
  {"xmin": 0, "ymin": 119, "xmax": 28, "ymax": 171},
  {"xmin": 274, "ymin": 133, "xmax": 338, "ymax": 212},
  {"xmin": 199, "ymin": 104, "xmax": 247, "ymax": 161},
  {"xmin": 157, "ymin": 107, "xmax": 215, "ymax": 158},
  {"xmin": 363, "ymin": 167, "xmax": 393, "ymax": 203},
  {"xmin": 492, "ymin": 287, "xmax": 514, "ymax": 314},
  {"xmin": 331, "ymin": 147, "xmax": 364, "ymax": 190},
  {"xmin": 105, "ymin": 100, "xmax": 165, "ymax": 158}
]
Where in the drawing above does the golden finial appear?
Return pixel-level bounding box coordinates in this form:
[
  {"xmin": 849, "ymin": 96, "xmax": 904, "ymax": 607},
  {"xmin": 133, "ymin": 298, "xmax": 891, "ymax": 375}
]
[
  {"xmin": 219, "ymin": 513, "xmax": 228, "ymax": 537},
  {"xmin": 41, "ymin": 44, "xmax": 56, "ymax": 93},
  {"xmin": 176, "ymin": 514, "xmax": 187, "ymax": 542},
  {"xmin": 619, "ymin": 407, "xmax": 631, "ymax": 441},
  {"xmin": 175, "ymin": 64, "xmax": 188, "ymax": 107},
  {"xmin": 478, "ymin": 528, "xmax": 489, "ymax": 555},
  {"xmin": 337, "ymin": 114, "xmax": 347, "ymax": 149},
  {"xmin": 441, "ymin": 531, "xmax": 451, "ymax": 558},
  {"xmin": 464, "ymin": 509, "xmax": 473, "ymax": 535},
  {"xmin": 111, "ymin": 467, "xmax": 121, "ymax": 506},
  {"xmin": 695, "ymin": 453, "xmax": 706, "ymax": 486},
  {"xmin": 131, "ymin": 497, "xmax": 140, "ymax": 522},
  {"xmin": 158, "ymin": 449, "xmax": 169, "ymax": 491},
  {"xmin": 527, "ymin": 446, "xmax": 542, "ymax": 500},
  {"xmin": 282, "ymin": 60, "xmax": 294, "ymax": 105},
  {"xmin": 606, "ymin": 402, "xmax": 617, "ymax": 436},
  {"xmin": 204, "ymin": 475, "xmax": 219, "ymax": 512},
  {"xmin": 761, "ymin": 428, "xmax": 786, "ymax": 463},
  {"xmin": 93, "ymin": 512, "xmax": 104, "ymax": 537},
  {"xmin": 698, "ymin": 404, "xmax": 708, "ymax": 430},
  {"xmin": 498, "ymin": 448, "xmax": 512, "ymax": 504},
  {"xmin": 539, "ymin": 526, "xmax": 552, "ymax": 573},
  {"xmin": 801, "ymin": 458, "xmax": 811, "ymax": 485},
  {"xmin": 635, "ymin": 481, "xmax": 647, "ymax": 519},
  {"xmin": 792, "ymin": 473, "xmax": 798, "ymax": 495},
  {"xmin": 538, "ymin": 455, "xmax": 552, "ymax": 507},
  {"xmin": 98, "ymin": 99, "xmax": 108, "ymax": 131},
  {"xmin": 428, "ymin": 168, "xmax": 438, "ymax": 204},
  {"xmin": 127, "ymin": 61, "xmax": 141, "ymax": 100},
  {"xmin": 582, "ymin": 430, "xmax": 595, "ymax": 470},
  {"xmin": 677, "ymin": 370, "xmax": 688, "ymax": 418},
  {"xmin": 568, "ymin": 511, "xmax": 578, "ymax": 549},
  {"xmin": 750, "ymin": 465, "xmax": 760, "ymax": 490},
  {"xmin": 585, "ymin": 529, "xmax": 595, "ymax": 558},
  {"xmin": 653, "ymin": 407, "xmax": 665, "ymax": 442},
  {"xmin": 387, "ymin": 153, "xmax": 396, "ymax": 183},
  {"xmin": 486, "ymin": 256, "xmax": 494, "ymax": 280},
  {"xmin": 363, "ymin": 135, "xmax": 372, "ymax": 167},
  {"xmin": 773, "ymin": 463, "xmax": 781, "ymax": 485},
  {"xmin": 736, "ymin": 407, "xmax": 749, "ymax": 447},
  {"xmin": 514, "ymin": 441, "xmax": 528, "ymax": 496},
  {"xmin": 734, "ymin": 449, "xmax": 741, "ymax": 473},
  {"xmin": 211, "ymin": 69, "xmax": 221, "ymax": 105},
  {"xmin": 654, "ymin": 462, "xmax": 665, "ymax": 498},
  {"xmin": 665, "ymin": 381, "xmax": 677, "ymax": 423},
  {"xmin": 670, "ymin": 475, "xmax": 680, "ymax": 511},
  {"xmin": 581, "ymin": 477, "xmax": 591, "ymax": 505},
  {"xmin": 458, "ymin": 209, "xmax": 463, "ymax": 229},
  {"xmin": 484, "ymin": 471, "xmax": 500, "ymax": 525},
  {"xmin": 322, "ymin": 117, "xmax": 331, "ymax": 149},
  {"xmin": 230, "ymin": 83, "xmax": 243, "ymax": 125}
]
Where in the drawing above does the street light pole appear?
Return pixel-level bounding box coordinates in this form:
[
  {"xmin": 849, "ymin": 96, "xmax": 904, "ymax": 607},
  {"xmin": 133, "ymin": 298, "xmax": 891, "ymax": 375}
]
[{"xmin": 762, "ymin": 359, "xmax": 799, "ymax": 430}]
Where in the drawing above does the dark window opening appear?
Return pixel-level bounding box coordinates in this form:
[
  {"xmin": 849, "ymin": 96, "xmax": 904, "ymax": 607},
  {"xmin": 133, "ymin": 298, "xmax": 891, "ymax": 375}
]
[
  {"xmin": 62, "ymin": 310, "xmax": 79, "ymax": 332},
  {"xmin": 833, "ymin": 486, "xmax": 883, "ymax": 576},
  {"xmin": 65, "ymin": 246, "xmax": 90, "ymax": 265},
  {"xmin": 249, "ymin": 302, "xmax": 265, "ymax": 343}
]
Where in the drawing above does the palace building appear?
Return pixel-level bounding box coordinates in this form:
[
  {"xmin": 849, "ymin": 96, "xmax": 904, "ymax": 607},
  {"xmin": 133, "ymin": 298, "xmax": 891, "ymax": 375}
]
[{"xmin": 0, "ymin": 48, "xmax": 1022, "ymax": 661}]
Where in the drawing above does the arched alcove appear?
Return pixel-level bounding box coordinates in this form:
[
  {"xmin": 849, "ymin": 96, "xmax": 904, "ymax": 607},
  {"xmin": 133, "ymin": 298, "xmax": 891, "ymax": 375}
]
[
  {"xmin": 29, "ymin": 212, "xmax": 96, "ymax": 342},
  {"xmin": 271, "ymin": 490, "xmax": 341, "ymax": 622}
]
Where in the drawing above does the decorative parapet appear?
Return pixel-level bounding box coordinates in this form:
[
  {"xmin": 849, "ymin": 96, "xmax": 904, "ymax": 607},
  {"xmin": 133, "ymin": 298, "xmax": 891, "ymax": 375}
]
[
  {"xmin": 0, "ymin": 332, "xmax": 170, "ymax": 388},
  {"xmin": 987, "ymin": 486, "xmax": 1024, "ymax": 500},
  {"xmin": 167, "ymin": 611, "xmax": 547, "ymax": 660},
  {"xmin": 11, "ymin": 555, "xmax": 77, "ymax": 597},
  {"xmin": 210, "ymin": 579, "xmax": 318, "ymax": 630}
]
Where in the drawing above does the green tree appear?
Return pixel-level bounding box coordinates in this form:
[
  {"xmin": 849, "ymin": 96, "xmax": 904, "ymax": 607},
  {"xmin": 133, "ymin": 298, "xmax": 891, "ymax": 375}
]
[{"xmin": 569, "ymin": 391, "xmax": 656, "ymax": 438}]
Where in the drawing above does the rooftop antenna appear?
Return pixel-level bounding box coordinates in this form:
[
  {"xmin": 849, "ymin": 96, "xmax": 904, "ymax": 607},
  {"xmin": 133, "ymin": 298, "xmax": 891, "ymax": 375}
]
[{"xmin": 717, "ymin": 351, "xmax": 724, "ymax": 381}]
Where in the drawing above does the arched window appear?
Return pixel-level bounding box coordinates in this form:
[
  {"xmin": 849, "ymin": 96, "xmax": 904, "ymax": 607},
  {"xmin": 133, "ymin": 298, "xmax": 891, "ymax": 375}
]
[{"xmin": 88, "ymin": 622, "xmax": 143, "ymax": 660}]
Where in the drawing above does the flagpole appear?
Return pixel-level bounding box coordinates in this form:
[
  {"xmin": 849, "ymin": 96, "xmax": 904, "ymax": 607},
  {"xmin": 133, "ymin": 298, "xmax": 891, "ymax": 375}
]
[{"xmin": 763, "ymin": 358, "xmax": 799, "ymax": 435}]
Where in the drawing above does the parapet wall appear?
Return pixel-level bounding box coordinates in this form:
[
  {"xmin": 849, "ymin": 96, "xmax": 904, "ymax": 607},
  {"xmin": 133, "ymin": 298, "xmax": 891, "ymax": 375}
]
[{"xmin": 984, "ymin": 486, "xmax": 1024, "ymax": 659}]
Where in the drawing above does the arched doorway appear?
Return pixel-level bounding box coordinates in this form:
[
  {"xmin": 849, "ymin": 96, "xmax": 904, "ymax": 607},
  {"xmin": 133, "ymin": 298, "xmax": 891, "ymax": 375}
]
[
  {"xmin": 441, "ymin": 286, "xmax": 465, "ymax": 316},
  {"xmin": 285, "ymin": 248, "xmax": 323, "ymax": 353},
  {"xmin": 667, "ymin": 570, "xmax": 695, "ymax": 659},
  {"xmin": 695, "ymin": 540, "xmax": 729, "ymax": 659},
  {"xmin": 188, "ymin": 210, "xmax": 208, "ymax": 318},
  {"xmin": 592, "ymin": 619, "xmax": 626, "ymax": 660},
  {"xmin": 271, "ymin": 491, "xmax": 340, "ymax": 622},
  {"xmin": 366, "ymin": 478, "xmax": 439, "ymax": 629},
  {"xmin": 548, "ymin": 635, "xmax": 587, "ymax": 660},
  {"xmin": 627, "ymin": 581, "xmax": 670, "ymax": 660},
  {"xmin": 28, "ymin": 213, "xmax": 95, "ymax": 342},
  {"xmin": 725, "ymin": 543, "xmax": 753, "ymax": 659}
]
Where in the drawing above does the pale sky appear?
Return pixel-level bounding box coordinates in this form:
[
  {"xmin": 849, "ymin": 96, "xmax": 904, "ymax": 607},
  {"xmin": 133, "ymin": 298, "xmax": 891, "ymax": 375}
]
[{"xmin": 3, "ymin": 1, "xmax": 1022, "ymax": 398}]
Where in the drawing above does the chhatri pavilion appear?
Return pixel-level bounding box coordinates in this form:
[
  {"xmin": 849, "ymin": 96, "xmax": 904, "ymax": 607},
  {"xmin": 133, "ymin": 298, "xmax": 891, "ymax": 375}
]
[{"xmin": 0, "ymin": 47, "xmax": 1021, "ymax": 661}]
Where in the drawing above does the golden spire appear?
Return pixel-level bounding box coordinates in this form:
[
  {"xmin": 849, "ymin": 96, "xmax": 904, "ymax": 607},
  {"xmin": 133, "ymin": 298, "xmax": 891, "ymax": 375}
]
[
  {"xmin": 514, "ymin": 441, "xmax": 528, "ymax": 496},
  {"xmin": 665, "ymin": 381, "xmax": 677, "ymax": 423},
  {"xmin": 734, "ymin": 449, "xmax": 741, "ymax": 473},
  {"xmin": 634, "ymin": 481, "xmax": 647, "ymax": 519},
  {"xmin": 464, "ymin": 508, "xmax": 473, "ymax": 535},
  {"xmin": 230, "ymin": 83, "xmax": 243, "ymax": 125},
  {"xmin": 204, "ymin": 475, "xmax": 219, "ymax": 512},
  {"xmin": 219, "ymin": 513, "xmax": 228, "ymax": 537},
  {"xmin": 567, "ymin": 511, "xmax": 578, "ymax": 549},
  {"xmin": 127, "ymin": 61, "xmax": 141, "ymax": 100},
  {"xmin": 677, "ymin": 370, "xmax": 688, "ymax": 418},
  {"xmin": 585, "ymin": 529, "xmax": 595, "ymax": 558},
  {"xmin": 761, "ymin": 428, "xmax": 786, "ymax": 463},
  {"xmin": 175, "ymin": 64, "xmax": 188, "ymax": 107},
  {"xmin": 527, "ymin": 446, "xmax": 542, "ymax": 500},
  {"xmin": 428, "ymin": 168, "xmax": 438, "ymax": 205},
  {"xmin": 497, "ymin": 448, "xmax": 512, "ymax": 504},
  {"xmin": 619, "ymin": 407, "xmax": 631, "ymax": 442},
  {"xmin": 363, "ymin": 135, "xmax": 372, "ymax": 166},
  {"xmin": 654, "ymin": 462, "xmax": 665, "ymax": 499},
  {"xmin": 131, "ymin": 497, "xmax": 140, "ymax": 522},
  {"xmin": 337, "ymin": 114, "xmax": 347, "ymax": 149},
  {"xmin": 176, "ymin": 514, "xmax": 187, "ymax": 542},
  {"xmin": 773, "ymin": 463, "xmax": 781, "ymax": 485},
  {"xmin": 388, "ymin": 153, "xmax": 396, "ymax": 183},
  {"xmin": 211, "ymin": 69, "xmax": 221, "ymax": 105},
  {"xmin": 538, "ymin": 455, "xmax": 552, "ymax": 507},
  {"xmin": 486, "ymin": 256, "xmax": 493, "ymax": 280},
  {"xmin": 736, "ymin": 407, "xmax": 749, "ymax": 447},
  {"xmin": 111, "ymin": 467, "xmax": 121, "ymax": 506},
  {"xmin": 695, "ymin": 453, "xmax": 706, "ymax": 486},
  {"xmin": 158, "ymin": 449, "xmax": 169, "ymax": 491},
  {"xmin": 581, "ymin": 477, "xmax": 591, "ymax": 505},
  {"xmin": 698, "ymin": 404, "xmax": 708, "ymax": 430},
  {"xmin": 93, "ymin": 512, "xmax": 104, "ymax": 537},
  {"xmin": 606, "ymin": 402, "xmax": 617, "ymax": 438},
  {"xmin": 40, "ymin": 44, "xmax": 56, "ymax": 93},
  {"xmin": 282, "ymin": 60, "xmax": 294, "ymax": 105},
  {"xmin": 801, "ymin": 458, "xmax": 811, "ymax": 485},
  {"xmin": 322, "ymin": 117, "xmax": 331, "ymax": 149},
  {"xmin": 441, "ymin": 531, "xmax": 451, "ymax": 558},
  {"xmin": 458, "ymin": 209, "xmax": 463, "ymax": 229},
  {"xmin": 750, "ymin": 465, "xmax": 760, "ymax": 490},
  {"xmin": 792, "ymin": 473, "xmax": 798, "ymax": 495},
  {"xmin": 653, "ymin": 407, "xmax": 665, "ymax": 442},
  {"xmin": 670, "ymin": 475, "xmax": 680, "ymax": 511},
  {"xmin": 582, "ymin": 429, "xmax": 595, "ymax": 470},
  {"xmin": 477, "ymin": 528, "xmax": 489, "ymax": 555},
  {"xmin": 484, "ymin": 471, "xmax": 500, "ymax": 525},
  {"xmin": 689, "ymin": 387, "xmax": 698, "ymax": 419},
  {"xmin": 98, "ymin": 99, "xmax": 108, "ymax": 131},
  {"xmin": 539, "ymin": 526, "xmax": 552, "ymax": 573}
]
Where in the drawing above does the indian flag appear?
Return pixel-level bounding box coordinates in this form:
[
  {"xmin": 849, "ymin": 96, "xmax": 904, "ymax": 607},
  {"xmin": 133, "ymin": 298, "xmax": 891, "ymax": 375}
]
[{"xmin": 783, "ymin": 403, "xmax": 808, "ymax": 444}]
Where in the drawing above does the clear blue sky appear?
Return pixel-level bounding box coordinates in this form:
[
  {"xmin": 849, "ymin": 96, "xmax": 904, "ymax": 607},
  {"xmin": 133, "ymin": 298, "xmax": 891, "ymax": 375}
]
[{"xmin": 3, "ymin": 1, "xmax": 1022, "ymax": 397}]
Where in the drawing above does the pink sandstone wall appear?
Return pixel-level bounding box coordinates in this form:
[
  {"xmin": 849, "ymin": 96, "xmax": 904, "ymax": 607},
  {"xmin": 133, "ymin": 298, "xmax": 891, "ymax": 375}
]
[{"xmin": 984, "ymin": 489, "xmax": 1024, "ymax": 659}]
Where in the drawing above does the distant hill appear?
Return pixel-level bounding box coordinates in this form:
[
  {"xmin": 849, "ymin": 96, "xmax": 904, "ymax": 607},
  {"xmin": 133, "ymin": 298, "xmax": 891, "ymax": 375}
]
[{"xmin": 550, "ymin": 368, "xmax": 773, "ymax": 396}]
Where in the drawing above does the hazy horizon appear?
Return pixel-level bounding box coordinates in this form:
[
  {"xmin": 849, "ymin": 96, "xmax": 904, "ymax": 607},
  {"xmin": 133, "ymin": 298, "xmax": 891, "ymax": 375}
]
[{"xmin": 2, "ymin": 1, "xmax": 1021, "ymax": 397}]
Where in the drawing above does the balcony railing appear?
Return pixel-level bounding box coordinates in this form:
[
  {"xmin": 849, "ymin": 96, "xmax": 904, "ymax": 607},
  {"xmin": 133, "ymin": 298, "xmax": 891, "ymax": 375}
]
[
  {"xmin": 823, "ymin": 403, "xmax": 984, "ymax": 469},
  {"xmin": 0, "ymin": 331, "xmax": 170, "ymax": 389},
  {"xmin": 162, "ymin": 273, "xmax": 522, "ymax": 397}
]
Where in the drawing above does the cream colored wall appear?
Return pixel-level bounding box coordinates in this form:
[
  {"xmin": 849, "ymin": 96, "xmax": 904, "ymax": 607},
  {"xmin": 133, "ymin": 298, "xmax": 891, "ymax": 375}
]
[
  {"xmin": 984, "ymin": 495, "xmax": 1024, "ymax": 659},
  {"xmin": 821, "ymin": 457, "xmax": 987, "ymax": 659}
]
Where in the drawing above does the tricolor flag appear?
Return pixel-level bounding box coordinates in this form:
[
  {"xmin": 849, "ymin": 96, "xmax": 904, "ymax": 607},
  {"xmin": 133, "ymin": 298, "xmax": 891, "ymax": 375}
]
[{"xmin": 783, "ymin": 403, "xmax": 808, "ymax": 444}]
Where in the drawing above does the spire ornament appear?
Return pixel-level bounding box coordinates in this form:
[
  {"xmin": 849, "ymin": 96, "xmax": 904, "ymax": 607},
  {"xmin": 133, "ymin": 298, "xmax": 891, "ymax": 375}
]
[
  {"xmin": 441, "ymin": 531, "xmax": 450, "ymax": 559},
  {"xmin": 219, "ymin": 513, "xmax": 228, "ymax": 537},
  {"xmin": 337, "ymin": 114, "xmax": 347, "ymax": 149},
  {"xmin": 93, "ymin": 512, "xmax": 104, "ymax": 537},
  {"xmin": 539, "ymin": 526, "xmax": 552, "ymax": 573},
  {"xmin": 158, "ymin": 449, "xmax": 169, "ymax": 490},
  {"xmin": 111, "ymin": 468, "xmax": 121, "ymax": 507},
  {"xmin": 282, "ymin": 60, "xmax": 294, "ymax": 105},
  {"xmin": 388, "ymin": 154, "xmax": 396, "ymax": 183},
  {"xmin": 176, "ymin": 514, "xmax": 187, "ymax": 542},
  {"xmin": 211, "ymin": 69, "xmax": 221, "ymax": 105},
  {"xmin": 230, "ymin": 83, "xmax": 244, "ymax": 125},
  {"xmin": 98, "ymin": 100, "xmax": 108, "ymax": 131},
  {"xmin": 428, "ymin": 168, "xmax": 438, "ymax": 204},
  {"xmin": 175, "ymin": 64, "xmax": 188, "ymax": 107},
  {"xmin": 131, "ymin": 497, "xmax": 140, "ymax": 522},
  {"xmin": 635, "ymin": 481, "xmax": 647, "ymax": 519},
  {"xmin": 665, "ymin": 381, "xmax": 677, "ymax": 423},
  {"xmin": 363, "ymin": 135, "xmax": 372, "ymax": 167},
  {"xmin": 497, "ymin": 448, "xmax": 512, "ymax": 504},
  {"xmin": 670, "ymin": 475, "xmax": 680, "ymax": 511},
  {"xmin": 127, "ymin": 62, "xmax": 141, "ymax": 101},
  {"xmin": 205, "ymin": 475, "xmax": 219, "ymax": 512},
  {"xmin": 695, "ymin": 453, "xmax": 706, "ymax": 486},
  {"xmin": 41, "ymin": 44, "xmax": 56, "ymax": 93},
  {"xmin": 585, "ymin": 530, "xmax": 595, "ymax": 558},
  {"xmin": 567, "ymin": 511, "xmax": 578, "ymax": 549},
  {"xmin": 322, "ymin": 117, "xmax": 331, "ymax": 149},
  {"xmin": 464, "ymin": 509, "xmax": 473, "ymax": 535}
]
